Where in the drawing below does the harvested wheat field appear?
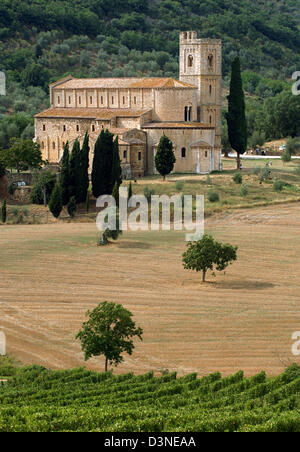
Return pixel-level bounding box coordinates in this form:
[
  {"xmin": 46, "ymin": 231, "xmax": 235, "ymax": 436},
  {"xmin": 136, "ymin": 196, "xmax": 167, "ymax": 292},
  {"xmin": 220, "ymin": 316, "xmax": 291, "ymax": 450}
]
[{"xmin": 0, "ymin": 202, "xmax": 300, "ymax": 377}]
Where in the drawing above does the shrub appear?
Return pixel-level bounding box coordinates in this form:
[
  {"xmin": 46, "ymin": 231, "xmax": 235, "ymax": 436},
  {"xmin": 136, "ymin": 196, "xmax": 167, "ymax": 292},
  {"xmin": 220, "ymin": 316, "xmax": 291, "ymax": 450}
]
[
  {"xmin": 175, "ymin": 181, "xmax": 185, "ymax": 192},
  {"xmin": 208, "ymin": 190, "xmax": 220, "ymax": 203},
  {"xmin": 144, "ymin": 187, "xmax": 155, "ymax": 202},
  {"xmin": 12, "ymin": 207, "xmax": 19, "ymax": 217},
  {"xmin": 48, "ymin": 183, "xmax": 63, "ymax": 219},
  {"xmin": 240, "ymin": 184, "xmax": 249, "ymax": 197},
  {"xmin": 281, "ymin": 151, "xmax": 292, "ymax": 162},
  {"xmin": 233, "ymin": 172, "xmax": 243, "ymax": 184},
  {"xmin": 260, "ymin": 164, "xmax": 271, "ymax": 182},
  {"xmin": 273, "ymin": 179, "xmax": 285, "ymax": 192},
  {"xmin": 206, "ymin": 175, "xmax": 212, "ymax": 185}
]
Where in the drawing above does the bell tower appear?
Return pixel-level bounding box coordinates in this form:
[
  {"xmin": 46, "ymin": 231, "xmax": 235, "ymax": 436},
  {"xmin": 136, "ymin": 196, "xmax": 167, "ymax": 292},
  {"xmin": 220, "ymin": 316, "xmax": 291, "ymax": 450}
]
[{"xmin": 179, "ymin": 31, "xmax": 222, "ymax": 147}]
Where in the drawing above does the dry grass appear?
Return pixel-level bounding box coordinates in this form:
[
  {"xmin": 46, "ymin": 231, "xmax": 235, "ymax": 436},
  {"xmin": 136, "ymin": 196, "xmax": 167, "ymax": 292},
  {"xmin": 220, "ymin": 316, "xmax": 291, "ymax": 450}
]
[{"xmin": 0, "ymin": 203, "xmax": 300, "ymax": 377}]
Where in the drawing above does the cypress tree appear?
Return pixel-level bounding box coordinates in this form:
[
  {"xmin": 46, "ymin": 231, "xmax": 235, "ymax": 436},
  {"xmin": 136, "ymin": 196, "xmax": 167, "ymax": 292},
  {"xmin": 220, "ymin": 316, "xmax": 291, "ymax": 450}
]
[
  {"xmin": 48, "ymin": 183, "xmax": 62, "ymax": 219},
  {"xmin": 111, "ymin": 136, "xmax": 122, "ymax": 191},
  {"xmin": 112, "ymin": 181, "xmax": 119, "ymax": 207},
  {"xmin": 1, "ymin": 199, "xmax": 7, "ymax": 224},
  {"xmin": 155, "ymin": 134, "xmax": 176, "ymax": 180},
  {"xmin": 79, "ymin": 132, "xmax": 90, "ymax": 203},
  {"xmin": 226, "ymin": 56, "xmax": 248, "ymax": 170},
  {"xmin": 69, "ymin": 139, "xmax": 81, "ymax": 202},
  {"xmin": 67, "ymin": 196, "xmax": 77, "ymax": 218},
  {"xmin": 91, "ymin": 129, "xmax": 114, "ymax": 198},
  {"xmin": 128, "ymin": 181, "xmax": 133, "ymax": 199},
  {"xmin": 60, "ymin": 142, "xmax": 70, "ymax": 206}
]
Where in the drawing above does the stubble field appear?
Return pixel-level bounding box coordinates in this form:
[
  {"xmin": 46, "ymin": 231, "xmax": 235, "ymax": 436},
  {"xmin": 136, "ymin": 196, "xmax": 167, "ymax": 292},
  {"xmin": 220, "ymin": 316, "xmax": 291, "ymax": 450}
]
[{"xmin": 0, "ymin": 202, "xmax": 300, "ymax": 377}]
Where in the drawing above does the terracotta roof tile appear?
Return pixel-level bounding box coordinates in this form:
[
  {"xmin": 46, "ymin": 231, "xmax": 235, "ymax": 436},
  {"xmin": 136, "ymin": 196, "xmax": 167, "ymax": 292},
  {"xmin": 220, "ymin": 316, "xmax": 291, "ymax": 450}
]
[
  {"xmin": 35, "ymin": 108, "xmax": 151, "ymax": 120},
  {"xmin": 52, "ymin": 77, "xmax": 196, "ymax": 90}
]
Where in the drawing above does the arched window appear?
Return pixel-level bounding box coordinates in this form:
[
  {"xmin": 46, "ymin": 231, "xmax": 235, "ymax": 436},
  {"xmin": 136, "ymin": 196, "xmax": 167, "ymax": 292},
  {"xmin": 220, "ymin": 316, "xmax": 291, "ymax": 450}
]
[
  {"xmin": 134, "ymin": 96, "xmax": 137, "ymax": 105},
  {"xmin": 184, "ymin": 106, "xmax": 188, "ymax": 122},
  {"xmin": 90, "ymin": 96, "xmax": 93, "ymax": 105},
  {"xmin": 57, "ymin": 96, "xmax": 60, "ymax": 105},
  {"xmin": 101, "ymin": 96, "xmax": 103, "ymax": 104},
  {"xmin": 188, "ymin": 107, "xmax": 192, "ymax": 121},
  {"xmin": 138, "ymin": 151, "xmax": 141, "ymax": 161},
  {"xmin": 123, "ymin": 96, "xmax": 125, "ymax": 105},
  {"xmin": 92, "ymin": 124, "xmax": 95, "ymax": 132},
  {"xmin": 209, "ymin": 115, "xmax": 212, "ymax": 124},
  {"xmin": 69, "ymin": 96, "xmax": 71, "ymax": 104},
  {"xmin": 111, "ymin": 96, "xmax": 114, "ymax": 105},
  {"xmin": 181, "ymin": 148, "xmax": 186, "ymax": 158},
  {"xmin": 188, "ymin": 55, "xmax": 193, "ymax": 67},
  {"xmin": 78, "ymin": 96, "xmax": 81, "ymax": 105},
  {"xmin": 208, "ymin": 54, "xmax": 213, "ymax": 68},
  {"xmin": 209, "ymin": 85, "xmax": 212, "ymax": 95}
]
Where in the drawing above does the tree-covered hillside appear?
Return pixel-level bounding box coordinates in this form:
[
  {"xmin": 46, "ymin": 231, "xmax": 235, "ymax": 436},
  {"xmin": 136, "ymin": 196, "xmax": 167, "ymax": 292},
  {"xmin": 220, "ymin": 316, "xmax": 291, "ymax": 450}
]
[{"xmin": 0, "ymin": 0, "xmax": 300, "ymax": 147}]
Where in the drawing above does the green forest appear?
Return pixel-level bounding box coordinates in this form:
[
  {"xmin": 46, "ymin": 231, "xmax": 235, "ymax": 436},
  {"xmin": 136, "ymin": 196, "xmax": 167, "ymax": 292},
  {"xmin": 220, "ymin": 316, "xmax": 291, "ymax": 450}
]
[{"xmin": 1, "ymin": 0, "xmax": 300, "ymax": 149}]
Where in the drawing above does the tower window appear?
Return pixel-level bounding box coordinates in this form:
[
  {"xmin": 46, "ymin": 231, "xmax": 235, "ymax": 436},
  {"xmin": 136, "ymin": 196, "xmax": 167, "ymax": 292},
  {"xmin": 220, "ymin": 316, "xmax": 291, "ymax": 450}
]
[
  {"xmin": 184, "ymin": 107, "xmax": 188, "ymax": 122},
  {"xmin": 123, "ymin": 150, "xmax": 127, "ymax": 159},
  {"xmin": 181, "ymin": 147, "xmax": 186, "ymax": 158},
  {"xmin": 209, "ymin": 85, "xmax": 212, "ymax": 95},
  {"xmin": 138, "ymin": 151, "xmax": 141, "ymax": 161},
  {"xmin": 63, "ymin": 125, "xmax": 66, "ymax": 132},
  {"xmin": 43, "ymin": 124, "xmax": 46, "ymax": 131},
  {"xmin": 205, "ymin": 151, "xmax": 208, "ymax": 158},
  {"xmin": 208, "ymin": 54, "xmax": 213, "ymax": 68},
  {"xmin": 209, "ymin": 115, "xmax": 212, "ymax": 124},
  {"xmin": 188, "ymin": 55, "xmax": 193, "ymax": 67},
  {"xmin": 76, "ymin": 125, "xmax": 79, "ymax": 132}
]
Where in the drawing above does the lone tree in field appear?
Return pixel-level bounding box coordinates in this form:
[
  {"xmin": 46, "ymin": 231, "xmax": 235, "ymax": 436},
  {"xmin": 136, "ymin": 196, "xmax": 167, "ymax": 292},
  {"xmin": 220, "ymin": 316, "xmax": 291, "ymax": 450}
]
[
  {"xmin": 183, "ymin": 234, "xmax": 238, "ymax": 283},
  {"xmin": 226, "ymin": 57, "xmax": 247, "ymax": 170},
  {"xmin": 76, "ymin": 301, "xmax": 143, "ymax": 372},
  {"xmin": 155, "ymin": 134, "xmax": 176, "ymax": 181},
  {"xmin": 48, "ymin": 182, "xmax": 63, "ymax": 219}
]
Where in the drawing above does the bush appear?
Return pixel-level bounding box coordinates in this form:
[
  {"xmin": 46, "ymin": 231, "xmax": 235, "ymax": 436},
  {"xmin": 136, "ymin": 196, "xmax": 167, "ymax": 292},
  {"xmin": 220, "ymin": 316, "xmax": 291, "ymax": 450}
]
[
  {"xmin": 206, "ymin": 175, "xmax": 212, "ymax": 185},
  {"xmin": 144, "ymin": 187, "xmax": 155, "ymax": 202},
  {"xmin": 281, "ymin": 151, "xmax": 292, "ymax": 162},
  {"xmin": 233, "ymin": 172, "xmax": 243, "ymax": 184},
  {"xmin": 175, "ymin": 181, "xmax": 185, "ymax": 192},
  {"xmin": 48, "ymin": 183, "xmax": 62, "ymax": 219},
  {"xmin": 240, "ymin": 184, "xmax": 249, "ymax": 197},
  {"xmin": 273, "ymin": 179, "xmax": 285, "ymax": 192},
  {"xmin": 208, "ymin": 190, "xmax": 220, "ymax": 203}
]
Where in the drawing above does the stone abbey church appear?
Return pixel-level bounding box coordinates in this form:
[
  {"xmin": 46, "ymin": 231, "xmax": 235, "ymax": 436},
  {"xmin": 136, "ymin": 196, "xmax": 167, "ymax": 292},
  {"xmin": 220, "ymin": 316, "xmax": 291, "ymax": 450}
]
[{"xmin": 35, "ymin": 32, "xmax": 222, "ymax": 178}]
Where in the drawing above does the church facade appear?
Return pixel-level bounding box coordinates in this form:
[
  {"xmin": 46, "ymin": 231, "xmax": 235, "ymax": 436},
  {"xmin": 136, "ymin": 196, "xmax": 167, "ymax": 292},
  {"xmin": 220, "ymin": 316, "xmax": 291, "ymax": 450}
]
[{"xmin": 35, "ymin": 32, "xmax": 222, "ymax": 178}]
